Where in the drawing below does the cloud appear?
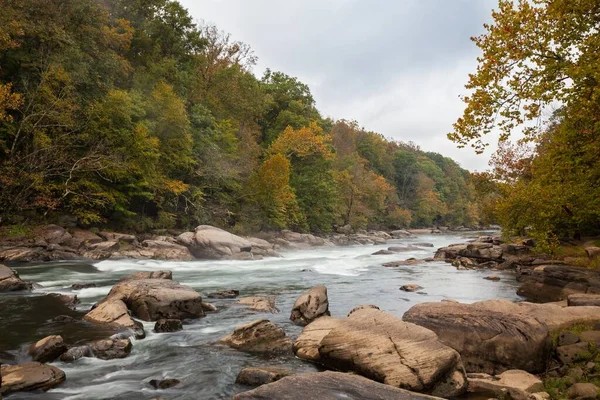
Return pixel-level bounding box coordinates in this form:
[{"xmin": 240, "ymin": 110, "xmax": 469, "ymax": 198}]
[{"xmin": 180, "ymin": 0, "xmax": 499, "ymax": 170}]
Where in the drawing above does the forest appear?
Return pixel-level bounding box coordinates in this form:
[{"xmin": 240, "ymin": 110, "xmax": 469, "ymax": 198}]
[{"xmin": 0, "ymin": 0, "xmax": 481, "ymax": 234}]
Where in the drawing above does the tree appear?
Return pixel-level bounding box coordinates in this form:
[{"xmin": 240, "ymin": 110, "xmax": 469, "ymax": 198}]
[{"xmin": 450, "ymin": 0, "xmax": 600, "ymax": 152}]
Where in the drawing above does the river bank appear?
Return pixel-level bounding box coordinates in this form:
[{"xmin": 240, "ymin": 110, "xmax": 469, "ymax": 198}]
[{"xmin": 1, "ymin": 230, "xmax": 600, "ymax": 399}]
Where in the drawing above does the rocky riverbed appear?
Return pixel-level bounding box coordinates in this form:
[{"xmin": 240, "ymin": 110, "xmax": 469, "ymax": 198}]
[{"xmin": 2, "ymin": 229, "xmax": 600, "ymax": 400}]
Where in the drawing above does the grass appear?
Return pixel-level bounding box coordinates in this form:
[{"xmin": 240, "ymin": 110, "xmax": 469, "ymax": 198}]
[
  {"xmin": 0, "ymin": 224, "xmax": 33, "ymax": 239},
  {"xmin": 551, "ymin": 324, "xmax": 594, "ymax": 348}
]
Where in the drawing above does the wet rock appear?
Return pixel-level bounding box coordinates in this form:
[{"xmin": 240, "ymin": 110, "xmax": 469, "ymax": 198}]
[
  {"xmin": 414, "ymin": 242, "xmax": 435, "ymax": 247},
  {"xmin": 0, "ymin": 264, "xmax": 32, "ymax": 292},
  {"xmin": 48, "ymin": 293, "xmax": 79, "ymax": 309},
  {"xmin": 0, "ymin": 362, "xmax": 66, "ymax": 394},
  {"xmin": 83, "ymin": 298, "xmax": 141, "ymax": 335},
  {"xmin": 89, "ymin": 338, "xmax": 132, "ymax": 360},
  {"xmin": 59, "ymin": 345, "xmax": 93, "ymax": 362},
  {"xmin": 517, "ymin": 265, "xmax": 600, "ymax": 302},
  {"xmin": 235, "ymin": 367, "xmax": 293, "ymax": 387},
  {"xmin": 388, "ymin": 246, "xmax": 419, "ymax": 252},
  {"xmin": 568, "ymin": 294, "xmax": 600, "ymax": 307},
  {"xmin": 206, "ymin": 289, "xmax": 239, "ymax": 299},
  {"xmin": 403, "ymin": 300, "xmax": 552, "ymax": 374},
  {"xmin": 149, "ymin": 378, "xmax": 180, "ymax": 390},
  {"xmin": 293, "ymin": 306, "xmax": 467, "ymax": 397},
  {"xmin": 71, "ymin": 282, "xmax": 97, "ymax": 290},
  {"xmin": 435, "ymin": 242, "xmax": 503, "ymax": 261},
  {"xmin": 566, "ymin": 383, "xmax": 599, "ymax": 399},
  {"xmin": 28, "ymin": 335, "xmax": 67, "ymax": 363},
  {"xmin": 154, "ymin": 319, "xmax": 183, "ymax": 333},
  {"xmin": 372, "ymin": 249, "xmax": 395, "ymax": 255},
  {"xmin": 390, "ymin": 229, "xmax": 414, "ymax": 238},
  {"xmin": 219, "ymin": 319, "xmax": 292, "ymax": 354},
  {"xmin": 400, "ymin": 284, "xmax": 423, "ymax": 292},
  {"xmin": 200, "ymin": 301, "xmax": 217, "ymax": 312},
  {"xmin": 177, "ymin": 225, "xmax": 253, "ymax": 259},
  {"xmin": 119, "ymin": 270, "xmax": 172, "ymax": 282},
  {"xmin": 86, "ymin": 240, "xmax": 120, "ymax": 252},
  {"xmin": 467, "ymin": 369, "xmax": 544, "ymax": 400},
  {"xmin": 237, "ymin": 296, "xmax": 279, "ymax": 313},
  {"xmin": 233, "ymin": 371, "xmax": 443, "ymax": 400},
  {"xmin": 290, "ymin": 285, "xmax": 330, "ymax": 326},
  {"xmin": 383, "ymin": 258, "xmax": 422, "ymax": 267}
]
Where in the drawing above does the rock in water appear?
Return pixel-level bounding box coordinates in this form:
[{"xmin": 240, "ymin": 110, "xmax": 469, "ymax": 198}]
[
  {"xmin": 293, "ymin": 306, "xmax": 467, "ymax": 397},
  {"xmin": 237, "ymin": 297, "xmax": 279, "ymax": 313},
  {"xmin": 235, "ymin": 367, "xmax": 293, "ymax": 387},
  {"xmin": 290, "ymin": 285, "xmax": 330, "ymax": 326},
  {"xmin": 207, "ymin": 289, "xmax": 239, "ymax": 299},
  {"xmin": 403, "ymin": 301, "xmax": 553, "ymax": 374},
  {"xmin": 0, "ymin": 264, "xmax": 32, "ymax": 292},
  {"xmin": 119, "ymin": 270, "xmax": 172, "ymax": 282},
  {"xmin": 149, "ymin": 378, "xmax": 180, "ymax": 389},
  {"xmin": 219, "ymin": 319, "xmax": 292, "ymax": 354},
  {"xmin": 177, "ymin": 225, "xmax": 253, "ymax": 259},
  {"xmin": 400, "ymin": 284, "xmax": 423, "ymax": 292},
  {"xmin": 233, "ymin": 371, "xmax": 445, "ymax": 400},
  {"xmin": 89, "ymin": 338, "xmax": 132, "ymax": 360},
  {"xmin": 154, "ymin": 319, "xmax": 183, "ymax": 333},
  {"xmin": 28, "ymin": 335, "xmax": 67, "ymax": 363},
  {"xmin": 0, "ymin": 362, "xmax": 66, "ymax": 395},
  {"xmin": 517, "ymin": 265, "xmax": 600, "ymax": 302}
]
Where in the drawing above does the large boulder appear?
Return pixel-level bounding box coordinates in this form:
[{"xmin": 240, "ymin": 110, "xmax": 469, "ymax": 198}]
[
  {"xmin": 0, "ymin": 264, "xmax": 31, "ymax": 292},
  {"xmin": 94, "ymin": 278, "xmax": 205, "ymax": 322},
  {"xmin": 28, "ymin": 335, "xmax": 67, "ymax": 363},
  {"xmin": 233, "ymin": 371, "xmax": 444, "ymax": 400},
  {"xmin": 290, "ymin": 285, "xmax": 330, "ymax": 326},
  {"xmin": 293, "ymin": 306, "xmax": 467, "ymax": 397},
  {"xmin": 219, "ymin": 319, "xmax": 292, "ymax": 354},
  {"xmin": 517, "ymin": 265, "xmax": 600, "ymax": 302},
  {"xmin": 403, "ymin": 300, "xmax": 552, "ymax": 374},
  {"xmin": 0, "ymin": 362, "xmax": 66, "ymax": 395},
  {"xmin": 34, "ymin": 224, "xmax": 72, "ymax": 245},
  {"xmin": 177, "ymin": 225, "xmax": 252, "ymax": 259}
]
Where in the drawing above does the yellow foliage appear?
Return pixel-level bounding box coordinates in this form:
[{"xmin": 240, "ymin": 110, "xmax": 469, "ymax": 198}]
[
  {"xmin": 0, "ymin": 83, "xmax": 22, "ymax": 122},
  {"xmin": 163, "ymin": 180, "xmax": 189, "ymax": 195},
  {"xmin": 269, "ymin": 121, "xmax": 333, "ymax": 159}
]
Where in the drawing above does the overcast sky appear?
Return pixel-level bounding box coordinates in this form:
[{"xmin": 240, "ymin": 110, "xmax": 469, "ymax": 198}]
[{"xmin": 180, "ymin": 0, "xmax": 499, "ymax": 171}]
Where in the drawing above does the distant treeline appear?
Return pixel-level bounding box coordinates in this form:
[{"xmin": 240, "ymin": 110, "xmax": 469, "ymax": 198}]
[{"xmin": 0, "ymin": 0, "xmax": 482, "ymax": 233}]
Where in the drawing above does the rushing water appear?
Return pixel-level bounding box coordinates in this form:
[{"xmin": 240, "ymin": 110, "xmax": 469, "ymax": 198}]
[{"xmin": 1, "ymin": 232, "xmax": 522, "ymax": 400}]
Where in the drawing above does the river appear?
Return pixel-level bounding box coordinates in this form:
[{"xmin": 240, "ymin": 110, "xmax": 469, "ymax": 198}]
[{"xmin": 0, "ymin": 232, "xmax": 522, "ymax": 399}]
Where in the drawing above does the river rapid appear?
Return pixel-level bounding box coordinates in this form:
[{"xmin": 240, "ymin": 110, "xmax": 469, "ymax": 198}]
[{"xmin": 0, "ymin": 232, "xmax": 522, "ymax": 400}]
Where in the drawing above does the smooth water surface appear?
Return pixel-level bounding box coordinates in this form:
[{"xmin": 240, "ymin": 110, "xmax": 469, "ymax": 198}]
[{"xmin": 0, "ymin": 233, "xmax": 522, "ymax": 399}]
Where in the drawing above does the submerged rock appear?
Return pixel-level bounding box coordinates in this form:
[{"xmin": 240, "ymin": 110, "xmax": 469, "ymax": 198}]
[
  {"xmin": 235, "ymin": 367, "xmax": 293, "ymax": 387},
  {"xmin": 219, "ymin": 319, "xmax": 292, "ymax": 354},
  {"xmin": 0, "ymin": 362, "xmax": 66, "ymax": 395},
  {"xmin": 237, "ymin": 296, "xmax": 279, "ymax": 313},
  {"xmin": 400, "ymin": 284, "xmax": 423, "ymax": 292},
  {"xmin": 233, "ymin": 371, "xmax": 444, "ymax": 400},
  {"xmin": 289, "ymin": 285, "xmax": 330, "ymax": 326},
  {"xmin": 293, "ymin": 306, "xmax": 467, "ymax": 397},
  {"xmin": 89, "ymin": 338, "xmax": 132, "ymax": 360},
  {"xmin": 28, "ymin": 335, "xmax": 67, "ymax": 363},
  {"xmin": 149, "ymin": 378, "xmax": 180, "ymax": 390},
  {"xmin": 154, "ymin": 319, "xmax": 183, "ymax": 333},
  {"xmin": 59, "ymin": 346, "xmax": 93, "ymax": 362},
  {"xmin": 119, "ymin": 270, "xmax": 172, "ymax": 282},
  {"xmin": 207, "ymin": 289, "xmax": 239, "ymax": 299}
]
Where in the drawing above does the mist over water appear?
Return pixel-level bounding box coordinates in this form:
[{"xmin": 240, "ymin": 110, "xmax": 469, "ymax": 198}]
[{"xmin": 1, "ymin": 233, "xmax": 522, "ymax": 399}]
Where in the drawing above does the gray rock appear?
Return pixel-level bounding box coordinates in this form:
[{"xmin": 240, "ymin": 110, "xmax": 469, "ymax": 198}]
[
  {"xmin": 149, "ymin": 378, "xmax": 180, "ymax": 390},
  {"xmin": 236, "ymin": 367, "xmax": 293, "ymax": 387},
  {"xmin": 154, "ymin": 319, "xmax": 183, "ymax": 333}
]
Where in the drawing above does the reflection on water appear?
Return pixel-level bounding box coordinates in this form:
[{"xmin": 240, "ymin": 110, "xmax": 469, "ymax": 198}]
[{"xmin": 1, "ymin": 233, "xmax": 522, "ymax": 400}]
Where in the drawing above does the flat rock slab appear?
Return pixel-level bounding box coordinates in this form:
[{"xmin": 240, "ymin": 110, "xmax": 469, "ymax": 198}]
[
  {"xmin": 468, "ymin": 369, "xmax": 544, "ymax": 400},
  {"xmin": 403, "ymin": 300, "xmax": 552, "ymax": 374},
  {"xmin": 293, "ymin": 307, "xmax": 467, "ymax": 397},
  {"xmin": 237, "ymin": 297, "xmax": 279, "ymax": 313},
  {"xmin": 568, "ymin": 293, "xmax": 600, "ymax": 307},
  {"xmin": 0, "ymin": 362, "xmax": 66, "ymax": 394},
  {"xmin": 233, "ymin": 371, "xmax": 445, "ymax": 400}
]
